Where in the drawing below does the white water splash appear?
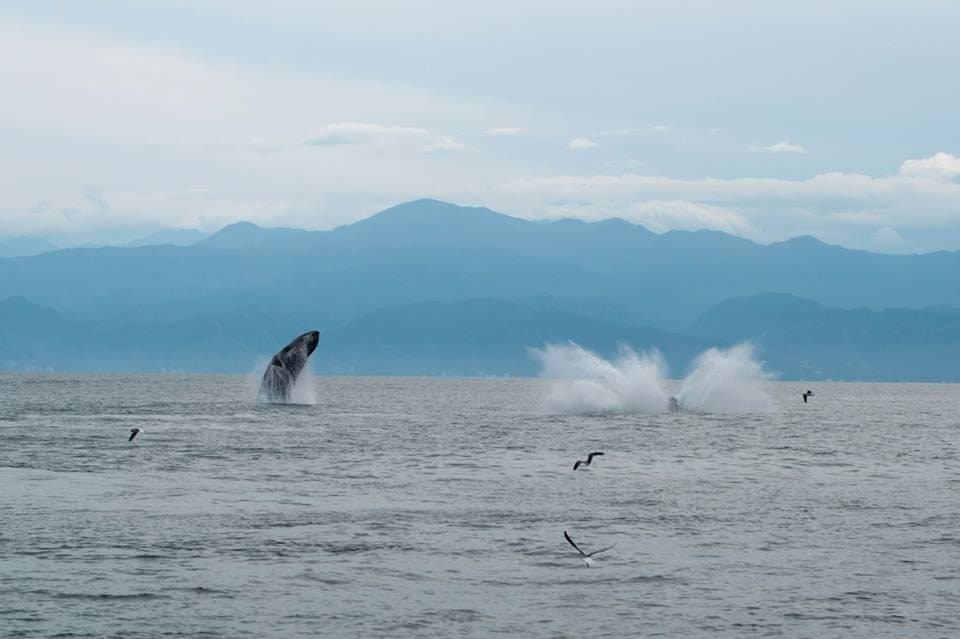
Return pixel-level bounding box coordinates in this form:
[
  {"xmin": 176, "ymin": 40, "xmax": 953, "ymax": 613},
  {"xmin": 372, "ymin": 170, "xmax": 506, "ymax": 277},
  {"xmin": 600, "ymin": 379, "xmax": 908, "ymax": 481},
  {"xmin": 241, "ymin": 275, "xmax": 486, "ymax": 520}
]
[
  {"xmin": 534, "ymin": 341, "xmax": 772, "ymax": 415},
  {"xmin": 248, "ymin": 358, "xmax": 317, "ymax": 405},
  {"xmin": 677, "ymin": 343, "xmax": 773, "ymax": 413},
  {"xmin": 531, "ymin": 342, "xmax": 669, "ymax": 414},
  {"xmin": 287, "ymin": 365, "xmax": 317, "ymax": 405}
]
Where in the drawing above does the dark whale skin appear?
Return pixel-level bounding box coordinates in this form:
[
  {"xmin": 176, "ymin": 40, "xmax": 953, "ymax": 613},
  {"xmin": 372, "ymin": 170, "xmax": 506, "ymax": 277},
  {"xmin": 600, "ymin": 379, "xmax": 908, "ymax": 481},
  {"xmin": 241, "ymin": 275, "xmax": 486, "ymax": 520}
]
[{"xmin": 259, "ymin": 331, "xmax": 319, "ymax": 403}]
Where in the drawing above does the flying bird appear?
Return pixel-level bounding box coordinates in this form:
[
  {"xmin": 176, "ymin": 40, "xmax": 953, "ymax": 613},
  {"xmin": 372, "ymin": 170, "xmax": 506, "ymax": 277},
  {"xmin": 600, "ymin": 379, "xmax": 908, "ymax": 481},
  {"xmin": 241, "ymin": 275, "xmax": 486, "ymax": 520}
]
[
  {"xmin": 128, "ymin": 428, "xmax": 141, "ymax": 442},
  {"xmin": 564, "ymin": 530, "xmax": 616, "ymax": 567},
  {"xmin": 573, "ymin": 451, "xmax": 604, "ymax": 471},
  {"xmin": 802, "ymin": 390, "xmax": 814, "ymax": 403}
]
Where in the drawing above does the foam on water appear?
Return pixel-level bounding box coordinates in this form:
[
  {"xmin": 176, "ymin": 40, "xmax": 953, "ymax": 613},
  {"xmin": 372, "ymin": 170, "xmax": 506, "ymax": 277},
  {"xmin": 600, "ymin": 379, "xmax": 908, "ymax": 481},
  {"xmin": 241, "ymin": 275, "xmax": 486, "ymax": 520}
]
[{"xmin": 534, "ymin": 341, "xmax": 773, "ymax": 415}]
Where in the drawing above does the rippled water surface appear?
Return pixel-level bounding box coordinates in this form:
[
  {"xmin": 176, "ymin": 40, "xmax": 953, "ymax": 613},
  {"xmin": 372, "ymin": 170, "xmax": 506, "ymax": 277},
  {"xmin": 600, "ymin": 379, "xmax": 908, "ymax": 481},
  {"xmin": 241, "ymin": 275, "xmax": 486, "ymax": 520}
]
[{"xmin": 2, "ymin": 375, "xmax": 959, "ymax": 638}]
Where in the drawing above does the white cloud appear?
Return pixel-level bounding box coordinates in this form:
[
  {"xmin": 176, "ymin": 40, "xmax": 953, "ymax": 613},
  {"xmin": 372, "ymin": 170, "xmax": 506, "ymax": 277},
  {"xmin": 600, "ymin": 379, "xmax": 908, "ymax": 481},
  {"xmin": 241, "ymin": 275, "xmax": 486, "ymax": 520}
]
[
  {"xmin": 486, "ymin": 127, "xmax": 524, "ymax": 136},
  {"xmin": 245, "ymin": 123, "xmax": 468, "ymax": 154},
  {"xmin": 599, "ymin": 128, "xmax": 644, "ymax": 136},
  {"xmin": 623, "ymin": 200, "xmax": 761, "ymax": 238},
  {"xmin": 748, "ymin": 141, "xmax": 808, "ymax": 154},
  {"xmin": 602, "ymin": 158, "xmax": 649, "ymax": 173},
  {"xmin": 898, "ymin": 152, "xmax": 960, "ymax": 181},
  {"xmin": 421, "ymin": 135, "xmax": 470, "ymax": 153},
  {"xmin": 0, "ymin": 19, "xmax": 518, "ymax": 147},
  {"xmin": 303, "ymin": 122, "xmax": 431, "ymax": 146},
  {"xmin": 599, "ymin": 126, "xmax": 670, "ymax": 136},
  {"xmin": 569, "ymin": 137, "xmax": 598, "ymax": 149},
  {"xmin": 83, "ymin": 187, "xmax": 109, "ymax": 210},
  {"xmin": 493, "ymin": 166, "xmax": 960, "ymax": 247},
  {"xmin": 30, "ymin": 201, "xmax": 53, "ymax": 215},
  {"xmin": 869, "ymin": 226, "xmax": 913, "ymax": 253}
]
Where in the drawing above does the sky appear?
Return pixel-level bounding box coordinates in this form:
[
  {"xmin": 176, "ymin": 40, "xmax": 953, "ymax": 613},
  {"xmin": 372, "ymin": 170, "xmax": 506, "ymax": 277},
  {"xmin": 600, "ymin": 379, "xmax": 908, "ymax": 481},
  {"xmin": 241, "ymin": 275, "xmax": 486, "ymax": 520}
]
[{"xmin": 1, "ymin": 0, "xmax": 959, "ymax": 252}]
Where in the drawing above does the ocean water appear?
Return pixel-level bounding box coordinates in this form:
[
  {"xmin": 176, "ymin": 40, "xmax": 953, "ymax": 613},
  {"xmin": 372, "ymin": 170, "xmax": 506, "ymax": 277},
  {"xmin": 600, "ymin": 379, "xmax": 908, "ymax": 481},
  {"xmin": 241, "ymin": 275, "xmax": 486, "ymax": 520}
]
[{"xmin": 1, "ymin": 374, "xmax": 959, "ymax": 638}]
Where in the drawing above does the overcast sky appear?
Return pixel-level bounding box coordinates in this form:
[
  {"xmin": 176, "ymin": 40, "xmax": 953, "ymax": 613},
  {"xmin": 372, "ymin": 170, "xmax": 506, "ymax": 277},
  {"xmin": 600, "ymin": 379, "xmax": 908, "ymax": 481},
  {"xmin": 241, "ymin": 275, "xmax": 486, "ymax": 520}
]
[{"xmin": 1, "ymin": 0, "xmax": 958, "ymax": 252}]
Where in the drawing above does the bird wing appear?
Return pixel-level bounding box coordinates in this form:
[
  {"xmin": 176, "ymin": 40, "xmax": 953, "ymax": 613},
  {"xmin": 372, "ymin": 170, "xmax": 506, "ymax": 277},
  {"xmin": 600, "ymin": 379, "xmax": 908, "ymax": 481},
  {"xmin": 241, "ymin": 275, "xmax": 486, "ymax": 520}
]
[
  {"xmin": 587, "ymin": 452, "xmax": 605, "ymax": 462},
  {"xmin": 586, "ymin": 542, "xmax": 616, "ymax": 557},
  {"xmin": 564, "ymin": 531, "xmax": 587, "ymax": 556},
  {"xmin": 573, "ymin": 461, "xmax": 582, "ymax": 470},
  {"xmin": 128, "ymin": 431, "xmax": 137, "ymax": 441}
]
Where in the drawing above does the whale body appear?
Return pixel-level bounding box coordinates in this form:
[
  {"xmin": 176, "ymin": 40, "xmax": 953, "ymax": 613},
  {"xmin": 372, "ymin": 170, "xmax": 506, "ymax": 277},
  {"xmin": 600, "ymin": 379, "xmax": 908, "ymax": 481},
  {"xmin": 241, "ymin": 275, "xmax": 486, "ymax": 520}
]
[{"xmin": 259, "ymin": 330, "xmax": 319, "ymax": 403}]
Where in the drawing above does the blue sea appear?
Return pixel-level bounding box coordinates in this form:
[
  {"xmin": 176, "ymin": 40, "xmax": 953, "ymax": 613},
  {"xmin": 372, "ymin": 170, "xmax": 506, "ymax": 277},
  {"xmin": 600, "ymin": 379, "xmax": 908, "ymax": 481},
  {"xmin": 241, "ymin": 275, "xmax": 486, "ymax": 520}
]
[{"xmin": 2, "ymin": 374, "xmax": 959, "ymax": 637}]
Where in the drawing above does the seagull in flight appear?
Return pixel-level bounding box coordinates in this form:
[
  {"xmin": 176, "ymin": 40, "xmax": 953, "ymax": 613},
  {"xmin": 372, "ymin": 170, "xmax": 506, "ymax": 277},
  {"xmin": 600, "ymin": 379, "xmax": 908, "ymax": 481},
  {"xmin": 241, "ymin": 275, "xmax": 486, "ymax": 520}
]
[
  {"xmin": 128, "ymin": 428, "xmax": 141, "ymax": 442},
  {"xmin": 802, "ymin": 390, "xmax": 814, "ymax": 403},
  {"xmin": 564, "ymin": 530, "xmax": 616, "ymax": 567},
  {"xmin": 573, "ymin": 451, "xmax": 604, "ymax": 471}
]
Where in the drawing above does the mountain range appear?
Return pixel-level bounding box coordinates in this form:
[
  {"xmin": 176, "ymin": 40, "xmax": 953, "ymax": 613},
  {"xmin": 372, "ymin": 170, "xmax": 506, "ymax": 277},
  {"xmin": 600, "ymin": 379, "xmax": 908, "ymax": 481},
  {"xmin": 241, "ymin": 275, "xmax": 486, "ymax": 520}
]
[{"xmin": 1, "ymin": 199, "xmax": 958, "ymax": 380}]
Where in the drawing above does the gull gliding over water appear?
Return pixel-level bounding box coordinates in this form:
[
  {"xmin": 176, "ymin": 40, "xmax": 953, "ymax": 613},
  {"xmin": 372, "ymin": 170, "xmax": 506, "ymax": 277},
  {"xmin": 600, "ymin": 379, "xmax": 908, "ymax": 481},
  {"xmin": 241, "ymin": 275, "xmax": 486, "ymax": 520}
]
[
  {"xmin": 564, "ymin": 530, "xmax": 616, "ymax": 567},
  {"xmin": 573, "ymin": 451, "xmax": 604, "ymax": 471},
  {"xmin": 128, "ymin": 428, "xmax": 141, "ymax": 442}
]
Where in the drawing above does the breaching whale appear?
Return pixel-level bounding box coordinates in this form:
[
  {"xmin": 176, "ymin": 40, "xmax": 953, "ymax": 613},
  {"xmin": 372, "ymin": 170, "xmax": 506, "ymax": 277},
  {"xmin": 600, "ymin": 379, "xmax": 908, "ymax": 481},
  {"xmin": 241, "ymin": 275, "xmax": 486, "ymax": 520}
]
[{"xmin": 259, "ymin": 330, "xmax": 320, "ymax": 403}]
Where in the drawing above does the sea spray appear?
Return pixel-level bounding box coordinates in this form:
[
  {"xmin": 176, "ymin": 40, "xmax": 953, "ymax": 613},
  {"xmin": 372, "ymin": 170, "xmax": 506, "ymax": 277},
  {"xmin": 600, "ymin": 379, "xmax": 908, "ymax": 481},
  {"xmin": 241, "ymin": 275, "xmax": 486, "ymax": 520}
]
[
  {"xmin": 534, "ymin": 341, "xmax": 773, "ymax": 415},
  {"xmin": 248, "ymin": 358, "xmax": 318, "ymax": 405},
  {"xmin": 677, "ymin": 343, "xmax": 773, "ymax": 413},
  {"xmin": 531, "ymin": 342, "xmax": 669, "ymax": 414},
  {"xmin": 287, "ymin": 364, "xmax": 317, "ymax": 405}
]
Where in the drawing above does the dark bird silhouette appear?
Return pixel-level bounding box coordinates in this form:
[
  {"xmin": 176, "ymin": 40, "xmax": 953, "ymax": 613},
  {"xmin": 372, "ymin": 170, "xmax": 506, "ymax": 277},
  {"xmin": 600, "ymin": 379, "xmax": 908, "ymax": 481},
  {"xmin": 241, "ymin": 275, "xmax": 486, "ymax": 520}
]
[
  {"xmin": 802, "ymin": 390, "xmax": 814, "ymax": 403},
  {"xmin": 573, "ymin": 451, "xmax": 604, "ymax": 471},
  {"xmin": 564, "ymin": 530, "xmax": 616, "ymax": 567},
  {"xmin": 128, "ymin": 428, "xmax": 141, "ymax": 442}
]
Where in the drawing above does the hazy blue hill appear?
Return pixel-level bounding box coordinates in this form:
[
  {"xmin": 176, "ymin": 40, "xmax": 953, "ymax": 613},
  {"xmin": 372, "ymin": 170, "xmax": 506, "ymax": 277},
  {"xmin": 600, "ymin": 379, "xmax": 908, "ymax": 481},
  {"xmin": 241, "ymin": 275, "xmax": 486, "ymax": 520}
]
[
  {"xmin": 195, "ymin": 221, "xmax": 314, "ymax": 250},
  {"xmin": 316, "ymin": 298, "xmax": 713, "ymax": 376},
  {"xmin": 2, "ymin": 198, "xmax": 960, "ymax": 377},
  {"xmin": 0, "ymin": 296, "xmax": 83, "ymax": 336},
  {"xmin": 331, "ymin": 199, "xmax": 531, "ymax": 244},
  {"xmin": 0, "ymin": 245, "xmax": 283, "ymax": 326},
  {"xmin": 0, "ymin": 236, "xmax": 58, "ymax": 257},
  {"xmin": 0, "ymin": 295, "xmax": 708, "ymax": 375},
  {"xmin": 125, "ymin": 228, "xmax": 209, "ymax": 247},
  {"xmin": 0, "ymin": 297, "xmax": 90, "ymax": 370},
  {"xmin": 689, "ymin": 293, "xmax": 960, "ymax": 380},
  {"xmin": 0, "ymin": 297, "xmax": 319, "ymax": 373}
]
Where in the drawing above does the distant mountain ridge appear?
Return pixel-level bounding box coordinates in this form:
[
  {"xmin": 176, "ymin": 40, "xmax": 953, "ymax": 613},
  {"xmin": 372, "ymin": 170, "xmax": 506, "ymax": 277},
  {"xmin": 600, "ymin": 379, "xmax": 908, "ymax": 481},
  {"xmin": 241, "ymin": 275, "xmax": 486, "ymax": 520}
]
[
  {"xmin": 0, "ymin": 236, "xmax": 59, "ymax": 258},
  {"xmin": 690, "ymin": 293, "xmax": 960, "ymax": 380},
  {"xmin": 1, "ymin": 198, "xmax": 958, "ymax": 378},
  {"xmin": 125, "ymin": 228, "xmax": 209, "ymax": 247}
]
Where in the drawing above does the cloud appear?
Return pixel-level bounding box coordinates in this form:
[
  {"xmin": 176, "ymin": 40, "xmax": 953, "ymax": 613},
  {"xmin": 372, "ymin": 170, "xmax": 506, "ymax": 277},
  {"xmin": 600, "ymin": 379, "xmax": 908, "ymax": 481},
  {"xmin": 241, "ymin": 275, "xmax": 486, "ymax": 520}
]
[
  {"xmin": 599, "ymin": 126, "xmax": 670, "ymax": 136},
  {"xmin": 30, "ymin": 201, "xmax": 53, "ymax": 215},
  {"xmin": 569, "ymin": 137, "xmax": 598, "ymax": 149},
  {"xmin": 898, "ymin": 152, "xmax": 960, "ymax": 181},
  {"xmin": 599, "ymin": 128, "xmax": 644, "ymax": 136},
  {"xmin": 0, "ymin": 20, "xmax": 519, "ymax": 149},
  {"xmin": 623, "ymin": 200, "xmax": 761, "ymax": 238},
  {"xmin": 486, "ymin": 127, "xmax": 524, "ymax": 136},
  {"xmin": 243, "ymin": 122, "xmax": 470, "ymax": 155},
  {"xmin": 494, "ymin": 165, "xmax": 960, "ymax": 248},
  {"xmin": 303, "ymin": 122, "xmax": 431, "ymax": 146},
  {"xmin": 83, "ymin": 187, "xmax": 109, "ymax": 210},
  {"xmin": 748, "ymin": 141, "xmax": 808, "ymax": 154},
  {"xmin": 421, "ymin": 135, "xmax": 470, "ymax": 153},
  {"xmin": 602, "ymin": 158, "xmax": 649, "ymax": 173},
  {"xmin": 870, "ymin": 226, "xmax": 913, "ymax": 253}
]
